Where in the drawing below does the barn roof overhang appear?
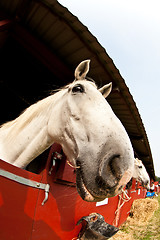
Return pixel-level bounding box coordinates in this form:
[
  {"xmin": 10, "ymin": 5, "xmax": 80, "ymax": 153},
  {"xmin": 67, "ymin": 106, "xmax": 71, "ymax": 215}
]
[{"xmin": 0, "ymin": 0, "xmax": 155, "ymax": 179}]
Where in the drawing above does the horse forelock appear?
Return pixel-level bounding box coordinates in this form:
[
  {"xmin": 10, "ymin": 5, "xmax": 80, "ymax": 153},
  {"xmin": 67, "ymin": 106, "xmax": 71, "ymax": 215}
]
[{"xmin": 70, "ymin": 78, "xmax": 97, "ymax": 88}]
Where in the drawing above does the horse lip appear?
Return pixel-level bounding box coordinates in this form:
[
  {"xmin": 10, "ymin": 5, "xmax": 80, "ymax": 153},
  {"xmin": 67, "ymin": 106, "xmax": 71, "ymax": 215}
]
[
  {"xmin": 76, "ymin": 170, "xmax": 95, "ymax": 201},
  {"xmin": 81, "ymin": 181, "xmax": 95, "ymax": 202},
  {"xmin": 76, "ymin": 169, "xmax": 109, "ymax": 202},
  {"xmin": 78, "ymin": 176, "xmax": 116, "ymax": 201}
]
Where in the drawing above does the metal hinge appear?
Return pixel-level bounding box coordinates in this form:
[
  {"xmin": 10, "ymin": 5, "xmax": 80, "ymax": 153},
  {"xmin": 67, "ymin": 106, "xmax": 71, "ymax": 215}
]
[{"xmin": 0, "ymin": 168, "xmax": 50, "ymax": 205}]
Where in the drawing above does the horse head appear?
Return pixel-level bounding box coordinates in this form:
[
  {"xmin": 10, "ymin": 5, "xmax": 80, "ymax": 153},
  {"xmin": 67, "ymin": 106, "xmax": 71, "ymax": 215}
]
[
  {"xmin": 49, "ymin": 60, "xmax": 134, "ymax": 201},
  {"xmin": 133, "ymin": 158, "xmax": 150, "ymax": 190}
]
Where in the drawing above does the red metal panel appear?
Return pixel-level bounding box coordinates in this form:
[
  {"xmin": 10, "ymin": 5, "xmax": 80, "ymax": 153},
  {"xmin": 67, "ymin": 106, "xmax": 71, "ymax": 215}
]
[
  {"xmin": 0, "ymin": 144, "xmax": 147, "ymax": 239},
  {"xmin": 0, "ymin": 160, "xmax": 42, "ymax": 240},
  {"xmin": 154, "ymin": 181, "xmax": 159, "ymax": 192},
  {"xmin": 31, "ymin": 173, "xmax": 119, "ymax": 239}
]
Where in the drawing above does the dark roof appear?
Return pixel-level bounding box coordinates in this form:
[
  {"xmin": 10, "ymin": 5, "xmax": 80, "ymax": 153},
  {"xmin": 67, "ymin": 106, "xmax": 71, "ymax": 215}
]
[{"xmin": 0, "ymin": 0, "xmax": 155, "ymax": 179}]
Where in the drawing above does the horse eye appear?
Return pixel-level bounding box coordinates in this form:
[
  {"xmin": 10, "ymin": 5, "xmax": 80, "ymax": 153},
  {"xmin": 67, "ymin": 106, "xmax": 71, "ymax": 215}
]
[
  {"xmin": 72, "ymin": 84, "xmax": 84, "ymax": 93},
  {"xmin": 138, "ymin": 166, "xmax": 142, "ymax": 169}
]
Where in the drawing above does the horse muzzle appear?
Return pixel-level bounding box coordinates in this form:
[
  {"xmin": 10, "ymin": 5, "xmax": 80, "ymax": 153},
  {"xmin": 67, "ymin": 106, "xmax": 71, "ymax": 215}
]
[
  {"xmin": 76, "ymin": 154, "xmax": 133, "ymax": 202},
  {"xmin": 96, "ymin": 154, "xmax": 132, "ymax": 196},
  {"xmin": 142, "ymin": 180, "xmax": 150, "ymax": 191}
]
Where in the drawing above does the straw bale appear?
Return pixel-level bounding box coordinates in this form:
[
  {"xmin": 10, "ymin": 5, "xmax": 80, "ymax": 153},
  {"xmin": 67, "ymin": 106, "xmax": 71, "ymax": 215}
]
[
  {"xmin": 110, "ymin": 197, "xmax": 159, "ymax": 239},
  {"xmin": 126, "ymin": 198, "xmax": 159, "ymax": 225}
]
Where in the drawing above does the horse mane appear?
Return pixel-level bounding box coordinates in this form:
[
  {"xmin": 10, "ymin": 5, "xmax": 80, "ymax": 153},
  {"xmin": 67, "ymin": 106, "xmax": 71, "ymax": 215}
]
[
  {"xmin": 0, "ymin": 88, "xmax": 66, "ymax": 138},
  {"xmin": 1, "ymin": 96, "xmax": 53, "ymax": 130}
]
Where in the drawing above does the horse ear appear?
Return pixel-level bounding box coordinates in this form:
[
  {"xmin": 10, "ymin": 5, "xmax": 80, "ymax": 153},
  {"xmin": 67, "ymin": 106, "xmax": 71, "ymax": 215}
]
[
  {"xmin": 99, "ymin": 82, "xmax": 112, "ymax": 98},
  {"xmin": 135, "ymin": 158, "xmax": 142, "ymax": 166},
  {"xmin": 74, "ymin": 60, "xmax": 90, "ymax": 80}
]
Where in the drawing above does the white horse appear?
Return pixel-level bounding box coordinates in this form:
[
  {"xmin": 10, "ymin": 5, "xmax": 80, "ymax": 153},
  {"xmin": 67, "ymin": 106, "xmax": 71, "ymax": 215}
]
[
  {"xmin": 0, "ymin": 60, "xmax": 134, "ymax": 202},
  {"xmin": 133, "ymin": 158, "xmax": 150, "ymax": 190}
]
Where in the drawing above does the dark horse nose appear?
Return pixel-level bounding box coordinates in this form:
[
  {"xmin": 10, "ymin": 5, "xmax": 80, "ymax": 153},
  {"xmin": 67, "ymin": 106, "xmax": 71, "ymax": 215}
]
[{"xmin": 96, "ymin": 155, "xmax": 122, "ymax": 191}]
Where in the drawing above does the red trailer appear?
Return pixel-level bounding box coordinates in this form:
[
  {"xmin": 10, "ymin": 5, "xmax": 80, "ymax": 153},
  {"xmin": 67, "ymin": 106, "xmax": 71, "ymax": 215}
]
[
  {"xmin": 154, "ymin": 181, "xmax": 160, "ymax": 193},
  {"xmin": 0, "ymin": 143, "xmax": 147, "ymax": 240}
]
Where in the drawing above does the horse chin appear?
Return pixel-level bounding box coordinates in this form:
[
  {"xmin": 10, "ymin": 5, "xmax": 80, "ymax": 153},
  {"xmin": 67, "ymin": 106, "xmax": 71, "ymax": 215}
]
[{"xmin": 76, "ymin": 176, "xmax": 117, "ymax": 201}]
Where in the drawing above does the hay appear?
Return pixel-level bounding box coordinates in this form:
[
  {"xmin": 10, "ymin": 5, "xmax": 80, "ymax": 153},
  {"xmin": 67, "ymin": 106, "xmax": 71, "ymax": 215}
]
[
  {"xmin": 110, "ymin": 230, "xmax": 134, "ymax": 240},
  {"xmin": 110, "ymin": 197, "xmax": 159, "ymax": 239},
  {"xmin": 126, "ymin": 198, "xmax": 159, "ymax": 226}
]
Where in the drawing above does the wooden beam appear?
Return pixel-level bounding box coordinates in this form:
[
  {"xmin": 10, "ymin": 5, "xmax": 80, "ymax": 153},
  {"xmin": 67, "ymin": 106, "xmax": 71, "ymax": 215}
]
[
  {"xmin": 0, "ymin": 19, "xmax": 12, "ymax": 31},
  {"xmin": 12, "ymin": 23, "xmax": 73, "ymax": 82},
  {"xmin": 0, "ymin": 19, "xmax": 12, "ymax": 48}
]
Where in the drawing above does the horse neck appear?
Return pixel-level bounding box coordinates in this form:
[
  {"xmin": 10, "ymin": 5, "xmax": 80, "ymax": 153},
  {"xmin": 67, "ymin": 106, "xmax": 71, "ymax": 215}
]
[{"xmin": 0, "ymin": 91, "xmax": 64, "ymax": 168}]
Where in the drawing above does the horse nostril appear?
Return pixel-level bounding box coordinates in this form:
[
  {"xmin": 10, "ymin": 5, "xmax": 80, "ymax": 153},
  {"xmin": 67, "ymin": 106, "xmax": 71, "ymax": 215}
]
[
  {"xmin": 97, "ymin": 154, "xmax": 122, "ymax": 191},
  {"xmin": 109, "ymin": 154, "xmax": 121, "ymax": 179},
  {"xmin": 95, "ymin": 176, "xmax": 107, "ymax": 190}
]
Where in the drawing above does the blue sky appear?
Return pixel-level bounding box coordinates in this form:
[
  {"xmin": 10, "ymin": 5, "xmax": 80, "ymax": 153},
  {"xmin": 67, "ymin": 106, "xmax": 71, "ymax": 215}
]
[{"xmin": 58, "ymin": 0, "xmax": 160, "ymax": 177}]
